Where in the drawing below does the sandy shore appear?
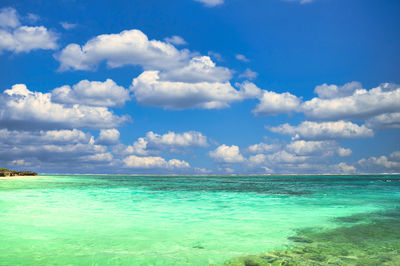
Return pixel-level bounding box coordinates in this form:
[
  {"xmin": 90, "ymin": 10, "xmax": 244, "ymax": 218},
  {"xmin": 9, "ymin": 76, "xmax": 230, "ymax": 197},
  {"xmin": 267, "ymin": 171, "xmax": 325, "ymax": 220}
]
[{"xmin": 0, "ymin": 175, "xmax": 41, "ymax": 180}]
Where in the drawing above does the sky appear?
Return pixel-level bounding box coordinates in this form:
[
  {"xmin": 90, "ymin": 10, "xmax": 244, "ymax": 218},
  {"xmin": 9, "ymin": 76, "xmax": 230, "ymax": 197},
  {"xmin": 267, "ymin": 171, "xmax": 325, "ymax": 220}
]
[{"xmin": 0, "ymin": 0, "xmax": 399, "ymax": 174}]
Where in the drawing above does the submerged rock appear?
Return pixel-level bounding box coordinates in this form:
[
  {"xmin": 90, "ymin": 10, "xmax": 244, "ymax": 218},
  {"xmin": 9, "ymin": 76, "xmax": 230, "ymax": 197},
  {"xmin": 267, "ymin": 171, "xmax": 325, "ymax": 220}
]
[
  {"xmin": 224, "ymin": 208, "xmax": 400, "ymax": 266},
  {"xmin": 288, "ymin": 236, "xmax": 313, "ymax": 243},
  {"xmin": 244, "ymin": 258, "xmax": 260, "ymax": 266}
]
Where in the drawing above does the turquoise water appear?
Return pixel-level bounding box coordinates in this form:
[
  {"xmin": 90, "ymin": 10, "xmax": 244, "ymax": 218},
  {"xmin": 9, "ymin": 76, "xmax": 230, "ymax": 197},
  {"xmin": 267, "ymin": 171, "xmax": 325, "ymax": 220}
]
[{"xmin": 0, "ymin": 175, "xmax": 399, "ymax": 265}]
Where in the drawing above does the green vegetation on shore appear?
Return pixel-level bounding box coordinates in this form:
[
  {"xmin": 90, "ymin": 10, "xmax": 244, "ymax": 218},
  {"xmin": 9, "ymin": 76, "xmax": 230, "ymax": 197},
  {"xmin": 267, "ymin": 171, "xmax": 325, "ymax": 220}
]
[
  {"xmin": 224, "ymin": 208, "xmax": 400, "ymax": 266},
  {"xmin": 0, "ymin": 168, "xmax": 37, "ymax": 177}
]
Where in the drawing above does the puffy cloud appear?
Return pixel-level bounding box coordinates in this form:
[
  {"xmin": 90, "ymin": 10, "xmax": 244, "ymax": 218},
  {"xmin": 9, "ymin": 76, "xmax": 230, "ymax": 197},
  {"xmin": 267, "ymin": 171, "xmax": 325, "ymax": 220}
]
[
  {"xmin": 0, "ymin": 25, "xmax": 58, "ymax": 53},
  {"xmin": 334, "ymin": 162, "xmax": 356, "ymax": 174},
  {"xmin": 52, "ymin": 79, "xmax": 130, "ymax": 107},
  {"xmin": 56, "ymin": 29, "xmax": 190, "ymax": 71},
  {"xmin": 164, "ymin": 35, "xmax": 187, "ymax": 45},
  {"xmin": 0, "ymin": 128, "xmax": 91, "ymax": 145},
  {"xmin": 253, "ymin": 90, "xmax": 301, "ymax": 116},
  {"xmin": 57, "ymin": 29, "xmax": 270, "ymax": 111},
  {"xmin": 0, "ymin": 84, "xmax": 129, "ymax": 130},
  {"xmin": 0, "ymin": 128, "xmax": 114, "ymax": 169},
  {"xmin": 337, "ymin": 147, "xmax": 352, "ymax": 157},
  {"xmin": 286, "ymin": 140, "xmax": 352, "ymax": 157},
  {"xmin": 146, "ymin": 131, "xmax": 208, "ymax": 148},
  {"xmin": 127, "ymin": 138, "xmax": 149, "ymax": 156},
  {"xmin": 365, "ymin": 113, "xmax": 400, "ymax": 129},
  {"xmin": 235, "ymin": 54, "xmax": 249, "ymax": 62},
  {"xmin": 314, "ymin": 81, "xmax": 362, "ymax": 99},
  {"xmin": 302, "ymin": 83, "xmax": 400, "ymax": 120},
  {"xmin": 358, "ymin": 151, "xmax": 400, "ymax": 173},
  {"xmin": 239, "ymin": 68, "xmax": 258, "ymax": 80},
  {"xmin": 235, "ymin": 81, "xmax": 263, "ymax": 98},
  {"xmin": 286, "ymin": 140, "xmax": 327, "ymax": 155},
  {"xmin": 244, "ymin": 139, "xmax": 353, "ymax": 173},
  {"xmin": 41, "ymin": 129, "xmax": 91, "ymax": 144},
  {"xmin": 267, "ymin": 121, "xmax": 374, "ymax": 140},
  {"xmin": 248, "ymin": 154, "xmax": 267, "ymax": 166},
  {"xmin": 112, "ymin": 139, "xmax": 150, "ymax": 157},
  {"xmin": 209, "ymin": 144, "xmax": 245, "ymax": 163},
  {"xmin": 56, "ymin": 29, "xmax": 232, "ymax": 83},
  {"xmin": 115, "ymin": 131, "xmax": 208, "ymax": 156},
  {"xmin": 57, "ymin": 29, "xmax": 236, "ymax": 82},
  {"xmin": 159, "ymin": 56, "xmax": 232, "ymax": 83},
  {"xmin": 168, "ymin": 159, "xmax": 191, "ymax": 169},
  {"xmin": 194, "ymin": 0, "xmax": 224, "ymax": 7},
  {"xmin": 131, "ymin": 71, "xmax": 247, "ymax": 109},
  {"xmin": 81, "ymin": 152, "xmax": 113, "ymax": 163},
  {"xmin": 244, "ymin": 138, "xmax": 354, "ymax": 174},
  {"xmin": 123, "ymin": 155, "xmax": 190, "ymax": 169},
  {"xmin": 96, "ymin": 129, "xmax": 120, "ymax": 145},
  {"xmin": 247, "ymin": 142, "xmax": 280, "ymax": 154},
  {"xmin": 266, "ymin": 150, "xmax": 309, "ymax": 164},
  {"xmin": 390, "ymin": 151, "xmax": 400, "ymax": 161},
  {"xmin": 0, "ymin": 8, "xmax": 57, "ymax": 53}
]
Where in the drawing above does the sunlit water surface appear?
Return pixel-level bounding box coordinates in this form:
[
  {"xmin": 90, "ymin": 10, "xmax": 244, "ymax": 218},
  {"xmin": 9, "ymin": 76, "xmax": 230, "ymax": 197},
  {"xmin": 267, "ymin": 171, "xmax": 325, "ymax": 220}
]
[{"xmin": 0, "ymin": 175, "xmax": 399, "ymax": 265}]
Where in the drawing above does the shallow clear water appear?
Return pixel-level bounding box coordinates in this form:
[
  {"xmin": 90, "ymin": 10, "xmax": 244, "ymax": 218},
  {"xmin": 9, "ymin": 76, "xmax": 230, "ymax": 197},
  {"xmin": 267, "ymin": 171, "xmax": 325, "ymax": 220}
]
[{"xmin": 0, "ymin": 175, "xmax": 399, "ymax": 265}]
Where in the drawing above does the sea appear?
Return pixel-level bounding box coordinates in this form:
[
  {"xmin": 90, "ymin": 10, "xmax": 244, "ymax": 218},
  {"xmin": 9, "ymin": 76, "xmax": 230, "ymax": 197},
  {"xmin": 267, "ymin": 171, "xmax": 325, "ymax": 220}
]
[{"xmin": 1, "ymin": 174, "xmax": 399, "ymax": 265}]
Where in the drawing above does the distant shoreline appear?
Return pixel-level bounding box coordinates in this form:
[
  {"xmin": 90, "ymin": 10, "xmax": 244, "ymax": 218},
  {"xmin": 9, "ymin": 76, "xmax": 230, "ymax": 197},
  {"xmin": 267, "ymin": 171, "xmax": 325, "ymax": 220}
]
[
  {"xmin": 0, "ymin": 168, "xmax": 38, "ymax": 177},
  {"xmin": 38, "ymin": 173, "xmax": 400, "ymax": 177}
]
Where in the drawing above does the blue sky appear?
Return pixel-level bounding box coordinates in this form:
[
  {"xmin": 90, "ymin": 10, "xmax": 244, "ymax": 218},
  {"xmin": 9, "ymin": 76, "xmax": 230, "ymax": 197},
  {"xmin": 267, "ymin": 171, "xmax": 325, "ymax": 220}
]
[{"xmin": 0, "ymin": 0, "xmax": 399, "ymax": 174}]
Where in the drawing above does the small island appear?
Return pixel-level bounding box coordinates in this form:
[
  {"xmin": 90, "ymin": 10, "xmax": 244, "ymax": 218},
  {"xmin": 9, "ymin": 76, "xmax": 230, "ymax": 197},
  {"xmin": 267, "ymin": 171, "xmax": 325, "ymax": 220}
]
[{"xmin": 0, "ymin": 168, "xmax": 38, "ymax": 177}]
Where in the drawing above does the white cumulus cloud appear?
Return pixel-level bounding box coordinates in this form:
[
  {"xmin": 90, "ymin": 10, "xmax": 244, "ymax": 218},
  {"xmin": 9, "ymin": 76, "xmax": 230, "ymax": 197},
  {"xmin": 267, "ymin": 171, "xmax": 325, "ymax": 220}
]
[
  {"xmin": 266, "ymin": 150, "xmax": 309, "ymax": 164},
  {"xmin": 52, "ymin": 79, "xmax": 130, "ymax": 107},
  {"xmin": 96, "ymin": 129, "xmax": 120, "ymax": 145},
  {"xmin": 314, "ymin": 81, "xmax": 363, "ymax": 99},
  {"xmin": 247, "ymin": 142, "xmax": 280, "ymax": 154},
  {"xmin": 253, "ymin": 90, "xmax": 301, "ymax": 116},
  {"xmin": 56, "ymin": 29, "xmax": 190, "ymax": 71},
  {"xmin": 0, "ymin": 128, "xmax": 115, "ymax": 170},
  {"xmin": 0, "ymin": 84, "xmax": 129, "ymax": 130},
  {"xmin": 115, "ymin": 131, "xmax": 208, "ymax": 156},
  {"xmin": 159, "ymin": 56, "xmax": 232, "ymax": 83},
  {"xmin": 334, "ymin": 162, "xmax": 356, "ymax": 174},
  {"xmin": 366, "ymin": 112, "xmax": 400, "ymax": 129},
  {"xmin": 358, "ymin": 151, "xmax": 400, "ymax": 173},
  {"xmin": 123, "ymin": 155, "xmax": 190, "ymax": 169},
  {"xmin": 131, "ymin": 70, "xmax": 248, "ymax": 109},
  {"xmin": 267, "ymin": 121, "xmax": 374, "ymax": 140},
  {"xmin": 0, "ymin": 7, "xmax": 57, "ymax": 53},
  {"xmin": 286, "ymin": 140, "xmax": 351, "ymax": 157},
  {"xmin": 248, "ymin": 154, "xmax": 267, "ymax": 166},
  {"xmin": 302, "ymin": 83, "xmax": 400, "ymax": 121},
  {"xmin": 146, "ymin": 131, "xmax": 208, "ymax": 148},
  {"xmin": 209, "ymin": 144, "xmax": 245, "ymax": 163}
]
